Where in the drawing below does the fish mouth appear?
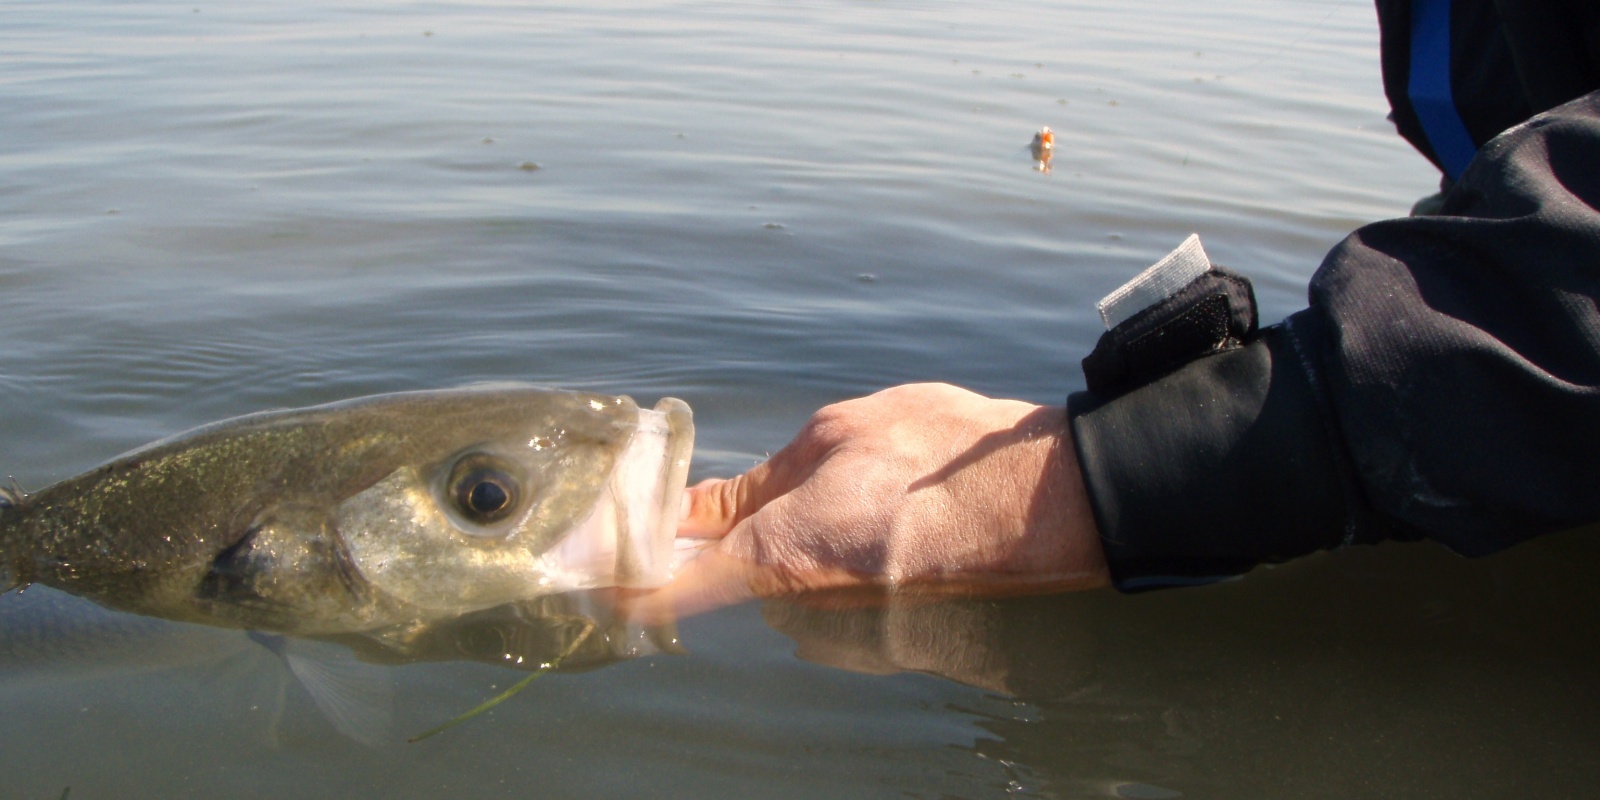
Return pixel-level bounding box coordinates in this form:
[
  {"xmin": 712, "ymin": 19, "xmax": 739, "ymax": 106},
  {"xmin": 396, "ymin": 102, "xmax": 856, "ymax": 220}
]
[{"xmin": 544, "ymin": 397, "xmax": 694, "ymax": 589}]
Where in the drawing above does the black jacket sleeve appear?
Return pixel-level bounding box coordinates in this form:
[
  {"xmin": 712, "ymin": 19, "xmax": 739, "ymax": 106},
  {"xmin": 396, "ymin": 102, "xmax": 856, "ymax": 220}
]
[
  {"xmin": 1068, "ymin": 90, "xmax": 1600, "ymax": 591},
  {"xmin": 1376, "ymin": 0, "xmax": 1600, "ymax": 180}
]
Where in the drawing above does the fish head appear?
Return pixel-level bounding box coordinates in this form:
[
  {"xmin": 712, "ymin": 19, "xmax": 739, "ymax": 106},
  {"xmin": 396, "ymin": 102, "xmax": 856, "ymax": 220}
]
[
  {"xmin": 176, "ymin": 386, "xmax": 693, "ymax": 632},
  {"xmin": 325, "ymin": 388, "xmax": 693, "ymax": 621}
]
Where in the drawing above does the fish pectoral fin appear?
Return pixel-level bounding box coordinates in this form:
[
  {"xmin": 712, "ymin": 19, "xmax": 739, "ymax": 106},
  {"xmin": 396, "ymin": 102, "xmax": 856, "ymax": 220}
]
[{"xmin": 273, "ymin": 635, "xmax": 395, "ymax": 747}]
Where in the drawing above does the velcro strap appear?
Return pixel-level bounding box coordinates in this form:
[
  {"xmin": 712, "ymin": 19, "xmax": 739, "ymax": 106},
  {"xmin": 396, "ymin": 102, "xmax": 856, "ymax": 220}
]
[{"xmin": 1082, "ymin": 235, "xmax": 1258, "ymax": 397}]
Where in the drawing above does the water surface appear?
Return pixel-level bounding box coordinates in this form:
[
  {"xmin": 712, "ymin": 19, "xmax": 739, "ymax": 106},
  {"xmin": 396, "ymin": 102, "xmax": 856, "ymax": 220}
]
[{"xmin": 5, "ymin": 0, "xmax": 1595, "ymax": 797}]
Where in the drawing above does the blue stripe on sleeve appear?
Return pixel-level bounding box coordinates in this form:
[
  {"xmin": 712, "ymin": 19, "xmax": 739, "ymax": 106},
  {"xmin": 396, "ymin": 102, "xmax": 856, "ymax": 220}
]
[{"xmin": 1407, "ymin": 0, "xmax": 1479, "ymax": 180}]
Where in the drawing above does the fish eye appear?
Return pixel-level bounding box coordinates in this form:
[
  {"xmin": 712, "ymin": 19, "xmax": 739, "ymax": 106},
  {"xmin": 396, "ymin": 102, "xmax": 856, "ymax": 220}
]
[
  {"xmin": 461, "ymin": 471, "xmax": 514, "ymax": 514},
  {"xmin": 446, "ymin": 456, "xmax": 523, "ymax": 527}
]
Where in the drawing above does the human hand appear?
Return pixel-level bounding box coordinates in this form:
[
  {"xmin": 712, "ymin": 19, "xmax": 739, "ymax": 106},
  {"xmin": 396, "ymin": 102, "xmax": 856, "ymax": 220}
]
[{"xmin": 676, "ymin": 383, "xmax": 1110, "ymax": 597}]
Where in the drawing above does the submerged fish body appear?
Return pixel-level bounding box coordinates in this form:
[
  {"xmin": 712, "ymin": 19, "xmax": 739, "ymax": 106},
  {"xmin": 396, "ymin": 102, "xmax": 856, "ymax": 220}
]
[
  {"xmin": 0, "ymin": 386, "xmax": 694, "ymax": 634},
  {"xmin": 0, "ymin": 583, "xmax": 677, "ymax": 745}
]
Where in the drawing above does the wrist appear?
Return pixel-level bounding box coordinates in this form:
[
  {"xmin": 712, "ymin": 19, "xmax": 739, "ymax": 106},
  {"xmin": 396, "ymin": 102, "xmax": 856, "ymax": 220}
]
[{"xmin": 983, "ymin": 403, "xmax": 1109, "ymax": 585}]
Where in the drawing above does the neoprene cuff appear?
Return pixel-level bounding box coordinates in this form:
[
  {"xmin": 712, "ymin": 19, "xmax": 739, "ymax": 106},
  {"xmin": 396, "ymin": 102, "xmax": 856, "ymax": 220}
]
[{"xmin": 1067, "ymin": 324, "xmax": 1352, "ymax": 591}]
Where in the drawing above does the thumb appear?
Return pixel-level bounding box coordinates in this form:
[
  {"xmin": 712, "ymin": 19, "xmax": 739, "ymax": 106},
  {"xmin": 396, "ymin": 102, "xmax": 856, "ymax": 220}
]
[
  {"xmin": 678, "ymin": 452, "xmax": 799, "ymax": 538},
  {"xmin": 677, "ymin": 472, "xmax": 761, "ymax": 539}
]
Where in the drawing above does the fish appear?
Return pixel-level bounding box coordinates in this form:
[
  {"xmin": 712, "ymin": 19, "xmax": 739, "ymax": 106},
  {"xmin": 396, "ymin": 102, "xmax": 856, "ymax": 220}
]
[{"xmin": 0, "ymin": 385, "xmax": 694, "ymax": 636}]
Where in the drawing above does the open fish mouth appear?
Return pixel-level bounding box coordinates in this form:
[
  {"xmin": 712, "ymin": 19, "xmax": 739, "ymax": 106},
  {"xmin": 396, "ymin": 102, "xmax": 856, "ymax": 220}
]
[{"xmin": 542, "ymin": 397, "xmax": 695, "ymax": 589}]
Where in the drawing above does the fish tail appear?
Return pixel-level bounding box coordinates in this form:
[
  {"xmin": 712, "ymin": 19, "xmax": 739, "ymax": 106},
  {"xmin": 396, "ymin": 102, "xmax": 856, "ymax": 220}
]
[
  {"xmin": 0, "ymin": 476, "xmax": 18, "ymax": 510},
  {"xmin": 0, "ymin": 476, "xmax": 24, "ymax": 593}
]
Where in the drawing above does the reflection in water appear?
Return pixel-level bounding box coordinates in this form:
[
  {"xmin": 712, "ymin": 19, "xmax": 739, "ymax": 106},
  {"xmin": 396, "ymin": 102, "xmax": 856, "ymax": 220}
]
[
  {"xmin": 325, "ymin": 589, "xmax": 682, "ymax": 674},
  {"xmin": 758, "ymin": 527, "xmax": 1600, "ymax": 797},
  {"xmin": 6, "ymin": 522, "xmax": 1595, "ymax": 789},
  {"xmin": 0, "ymin": 584, "xmax": 680, "ymax": 746}
]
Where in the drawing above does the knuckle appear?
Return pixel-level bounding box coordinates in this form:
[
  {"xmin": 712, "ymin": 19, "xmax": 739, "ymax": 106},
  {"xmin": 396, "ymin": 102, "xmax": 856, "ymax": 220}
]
[{"xmin": 799, "ymin": 402, "xmax": 861, "ymax": 446}]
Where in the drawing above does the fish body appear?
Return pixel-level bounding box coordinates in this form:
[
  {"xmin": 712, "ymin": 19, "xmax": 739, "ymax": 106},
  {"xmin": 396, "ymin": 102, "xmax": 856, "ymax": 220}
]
[{"xmin": 0, "ymin": 386, "xmax": 693, "ymax": 635}]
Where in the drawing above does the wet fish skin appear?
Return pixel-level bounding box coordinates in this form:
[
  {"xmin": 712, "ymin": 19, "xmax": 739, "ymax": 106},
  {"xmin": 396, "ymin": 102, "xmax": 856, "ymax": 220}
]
[{"xmin": 0, "ymin": 385, "xmax": 693, "ymax": 634}]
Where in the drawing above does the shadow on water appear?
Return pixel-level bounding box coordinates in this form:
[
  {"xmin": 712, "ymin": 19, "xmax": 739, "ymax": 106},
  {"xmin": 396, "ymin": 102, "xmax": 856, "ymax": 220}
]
[{"xmin": 760, "ymin": 525, "xmax": 1600, "ymax": 798}]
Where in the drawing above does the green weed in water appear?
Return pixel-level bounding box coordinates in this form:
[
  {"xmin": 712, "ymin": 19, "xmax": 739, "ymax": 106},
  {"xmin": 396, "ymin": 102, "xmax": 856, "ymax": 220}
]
[{"xmin": 408, "ymin": 620, "xmax": 595, "ymax": 743}]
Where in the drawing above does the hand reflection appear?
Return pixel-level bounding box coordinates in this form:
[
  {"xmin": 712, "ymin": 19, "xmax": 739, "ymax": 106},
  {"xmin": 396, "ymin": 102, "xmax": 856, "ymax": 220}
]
[
  {"xmin": 619, "ymin": 548, "xmax": 1101, "ymax": 694},
  {"xmin": 628, "ymin": 546, "xmax": 1105, "ymax": 622}
]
